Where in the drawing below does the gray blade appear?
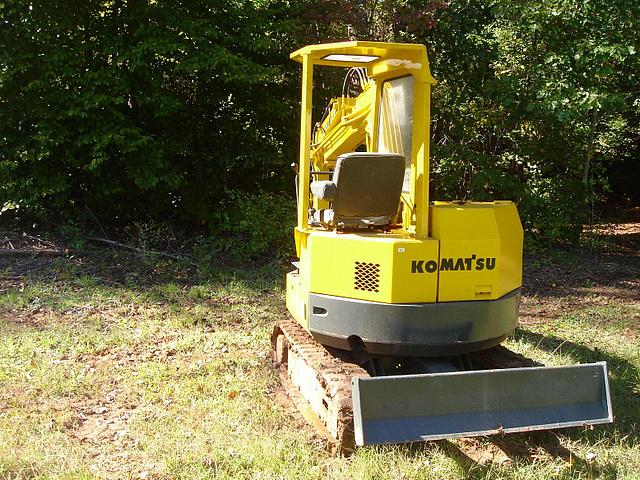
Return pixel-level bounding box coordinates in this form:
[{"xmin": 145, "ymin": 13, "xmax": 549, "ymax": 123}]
[{"xmin": 352, "ymin": 362, "xmax": 613, "ymax": 446}]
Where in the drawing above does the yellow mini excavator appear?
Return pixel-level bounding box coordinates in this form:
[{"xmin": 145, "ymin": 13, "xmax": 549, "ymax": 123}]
[{"xmin": 272, "ymin": 41, "xmax": 613, "ymax": 449}]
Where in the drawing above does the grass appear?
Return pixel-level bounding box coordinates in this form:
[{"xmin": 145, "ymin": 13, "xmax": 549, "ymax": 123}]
[{"xmin": 0, "ymin": 241, "xmax": 639, "ymax": 479}]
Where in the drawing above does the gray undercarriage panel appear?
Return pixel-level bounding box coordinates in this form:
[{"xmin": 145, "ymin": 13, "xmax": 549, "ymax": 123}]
[{"xmin": 308, "ymin": 289, "xmax": 521, "ymax": 356}]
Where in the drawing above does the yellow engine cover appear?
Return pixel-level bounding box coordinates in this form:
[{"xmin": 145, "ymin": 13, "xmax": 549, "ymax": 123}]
[
  {"xmin": 430, "ymin": 201, "xmax": 523, "ymax": 301},
  {"xmin": 291, "ymin": 201, "xmax": 522, "ymax": 313},
  {"xmin": 300, "ymin": 230, "xmax": 439, "ymax": 304}
]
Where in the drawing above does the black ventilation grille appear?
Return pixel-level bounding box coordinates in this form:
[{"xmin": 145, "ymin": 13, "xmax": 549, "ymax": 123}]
[{"xmin": 354, "ymin": 262, "xmax": 380, "ymax": 293}]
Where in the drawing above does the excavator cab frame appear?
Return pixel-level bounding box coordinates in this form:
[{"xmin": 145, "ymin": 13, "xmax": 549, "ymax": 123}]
[{"xmin": 291, "ymin": 41, "xmax": 436, "ymax": 250}]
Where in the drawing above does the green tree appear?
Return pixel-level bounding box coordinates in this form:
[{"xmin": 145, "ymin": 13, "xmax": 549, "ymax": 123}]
[
  {"xmin": 1, "ymin": 0, "xmax": 300, "ymax": 224},
  {"xmin": 413, "ymin": 0, "xmax": 640, "ymax": 240},
  {"xmin": 2, "ymin": 0, "xmax": 638, "ymax": 246}
]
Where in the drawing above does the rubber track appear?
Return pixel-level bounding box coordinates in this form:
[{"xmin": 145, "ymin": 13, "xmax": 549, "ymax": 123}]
[
  {"xmin": 272, "ymin": 318, "xmax": 369, "ymax": 452},
  {"xmin": 272, "ymin": 320, "xmax": 542, "ymax": 451}
]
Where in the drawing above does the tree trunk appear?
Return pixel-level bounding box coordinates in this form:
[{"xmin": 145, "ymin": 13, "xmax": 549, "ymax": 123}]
[{"xmin": 582, "ymin": 109, "xmax": 598, "ymax": 184}]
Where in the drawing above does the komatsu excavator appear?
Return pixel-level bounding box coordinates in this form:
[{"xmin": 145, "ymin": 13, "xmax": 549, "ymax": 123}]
[{"xmin": 272, "ymin": 41, "xmax": 613, "ymax": 449}]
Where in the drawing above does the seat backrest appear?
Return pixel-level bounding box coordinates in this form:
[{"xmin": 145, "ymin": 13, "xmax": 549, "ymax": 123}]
[{"xmin": 332, "ymin": 152, "xmax": 405, "ymax": 226}]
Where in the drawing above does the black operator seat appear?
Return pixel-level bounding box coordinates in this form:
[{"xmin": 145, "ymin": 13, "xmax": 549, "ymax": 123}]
[{"xmin": 310, "ymin": 152, "xmax": 405, "ymax": 228}]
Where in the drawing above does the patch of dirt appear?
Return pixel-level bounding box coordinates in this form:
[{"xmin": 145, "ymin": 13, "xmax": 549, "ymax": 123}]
[
  {"xmin": 0, "ymin": 309, "xmax": 51, "ymax": 330},
  {"xmin": 0, "ymin": 303, "xmax": 152, "ymax": 335},
  {"xmin": 0, "ymin": 228, "xmax": 203, "ymax": 294},
  {"xmin": 68, "ymin": 403, "xmax": 160, "ymax": 480},
  {"xmin": 450, "ymin": 438, "xmax": 512, "ymax": 466},
  {"xmin": 585, "ymin": 221, "xmax": 640, "ymax": 256},
  {"xmin": 523, "ymin": 220, "xmax": 640, "ymax": 307},
  {"xmin": 0, "ymin": 231, "xmax": 65, "ymax": 252},
  {"xmin": 70, "ymin": 395, "xmax": 138, "ymax": 447}
]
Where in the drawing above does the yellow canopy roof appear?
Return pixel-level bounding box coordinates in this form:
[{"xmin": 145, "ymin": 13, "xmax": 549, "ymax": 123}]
[
  {"xmin": 290, "ymin": 41, "xmax": 423, "ymax": 62},
  {"xmin": 290, "ymin": 41, "xmax": 434, "ymax": 83}
]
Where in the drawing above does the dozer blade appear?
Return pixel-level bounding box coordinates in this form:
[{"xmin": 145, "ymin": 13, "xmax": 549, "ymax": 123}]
[{"xmin": 352, "ymin": 362, "xmax": 613, "ymax": 446}]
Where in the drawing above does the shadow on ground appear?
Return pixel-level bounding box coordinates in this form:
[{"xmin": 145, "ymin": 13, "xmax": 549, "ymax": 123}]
[
  {"xmin": 523, "ymin": 221, "xmax": 640, "ymax": 302},
  {"xmin": 514, "ymin": 329, "xmax": 640, "ymax": 441}
]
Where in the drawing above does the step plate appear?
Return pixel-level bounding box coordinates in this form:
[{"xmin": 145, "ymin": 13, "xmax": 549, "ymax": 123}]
[{"xmin": 352, "ymin": 362, "xmax": 613, "ymax": 446}]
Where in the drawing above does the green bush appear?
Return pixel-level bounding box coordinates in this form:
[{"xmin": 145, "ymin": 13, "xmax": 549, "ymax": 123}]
[{"xmin": 208, "ymin": 191, "xmax": 295, "ymax": 262}]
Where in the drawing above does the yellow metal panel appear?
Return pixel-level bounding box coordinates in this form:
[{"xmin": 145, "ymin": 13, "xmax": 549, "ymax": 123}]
[
  {"xmin": 494, "ymin": 202, "xmax": 524, "ymax": 297},
  {"xmin": 301, "ymin": 230, "xmax": 438, "ymax": 304},
  {"xmin": 291, "ymin": 42, "xmax": 436, "ymax": 84},
  {"xmin": 430, "ymin": 202, "xmax": 523, "ymax": 302},
  {"xmin": 291, "ymin": 41, "xmax": 422, "ymax": 58},
  {"xmin": 412, "ymin": 78, "xmax": 431, "ymax": 238},
  {"xmin": 294, "ymin": 227, "xmax": 308, "ymax": 268},
  {"xmin": 286, "ymin": 271, "xmax": 307, "ymax": 328},
  {"xmin": 297, "ymin": 55, "xmax": 313, "ymax": 231},
  {"xmin": 389, "ymin": 237, "xmax": 439, "ymax": 303}
]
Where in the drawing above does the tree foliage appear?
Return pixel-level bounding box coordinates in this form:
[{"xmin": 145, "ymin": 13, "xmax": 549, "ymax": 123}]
[
  {"xmin": 1, "ymin": 0, "xmax": 639, "ymax": 248},
  {"xmin": 303, "ymin": 0, "xmax": 640, "ymax": 239},
  {"xmin": 417, "ymin": 0, "xmax": 640, "ymax": 239},
  {"xmin": 1, "ymin": 0, "xmax": 299, "ymax": 223}
]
